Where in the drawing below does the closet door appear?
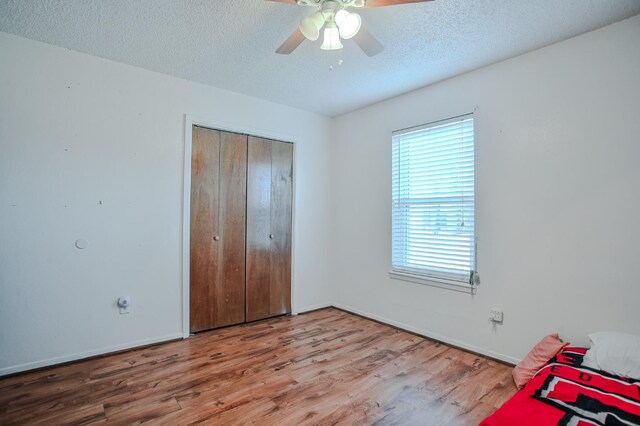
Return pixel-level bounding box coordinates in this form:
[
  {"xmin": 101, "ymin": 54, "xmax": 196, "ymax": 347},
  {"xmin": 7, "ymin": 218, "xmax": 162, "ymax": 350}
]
[
  {"xmin": 190, "ymin": 127, "xmax": 247, "ymax": 333},
  {"xmin": 246, "ymin": 137, "xmax": 293, "ymax": 322}
]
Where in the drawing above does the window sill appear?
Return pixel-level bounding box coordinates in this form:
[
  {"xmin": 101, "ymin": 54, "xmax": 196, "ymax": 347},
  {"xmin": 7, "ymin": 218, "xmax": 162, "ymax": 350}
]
[{"xmin": 389, "ymin": 270, "xmax": 476, "ymax": 294}]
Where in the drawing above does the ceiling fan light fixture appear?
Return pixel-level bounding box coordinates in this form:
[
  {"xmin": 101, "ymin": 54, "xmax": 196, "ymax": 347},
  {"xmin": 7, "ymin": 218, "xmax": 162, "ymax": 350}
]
[
  {"xmin": 336, "ymin": 11, "xmax": 361, "ymax": 39},
  {"xmin": 320, "ymin": 24, "xmax": 343, "ymax": 50},
  {"xmin": 299, "ymin": 11, "xmax": 326, "ymax": 41}
]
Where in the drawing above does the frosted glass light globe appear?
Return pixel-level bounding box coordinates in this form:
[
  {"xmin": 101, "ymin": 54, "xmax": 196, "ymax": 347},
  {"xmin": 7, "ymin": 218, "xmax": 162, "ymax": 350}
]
[
  {"xmin": 335, "ymin": 11, "xmax": 361, "ymax": 39},
  {"xmin": 320, "ymin": 24, "xmax": 344, "ymax": 50},
  {"xmin": 299, "ymin": 11, "xmax": 326, "ymax": 41}
]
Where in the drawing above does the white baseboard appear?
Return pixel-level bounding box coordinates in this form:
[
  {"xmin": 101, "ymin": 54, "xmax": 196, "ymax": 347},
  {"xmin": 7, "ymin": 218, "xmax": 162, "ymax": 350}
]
[
  {"xmin": 331, "ymin": 302, "xmax": 520, "ymax": 365},
  {"xmin": 0, "ymin": 333, "xmax": 184, "ymax": 377},
  {"xmin": 293, "ymin": 303, "xmax": 333, "ymax": 315}
]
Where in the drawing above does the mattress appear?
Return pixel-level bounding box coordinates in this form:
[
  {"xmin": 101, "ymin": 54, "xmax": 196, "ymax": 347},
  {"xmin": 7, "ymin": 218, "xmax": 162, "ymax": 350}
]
[{"xmin": 480, "ymin": 347, "xmax": 640, "ymax": 425}]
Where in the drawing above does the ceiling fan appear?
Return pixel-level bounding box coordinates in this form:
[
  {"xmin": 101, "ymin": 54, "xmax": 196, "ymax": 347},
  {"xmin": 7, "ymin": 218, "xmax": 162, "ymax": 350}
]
[{"xmin": 267, "ymin": 0, "xmax": 433, "ymax": 57}]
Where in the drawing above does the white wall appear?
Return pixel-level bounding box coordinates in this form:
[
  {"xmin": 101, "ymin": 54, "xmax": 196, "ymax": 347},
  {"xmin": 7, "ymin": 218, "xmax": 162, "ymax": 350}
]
[
  {"xmin": 331, "ymin": 15, "xmax": 640, "ymax": 363},
  {"xmin": 0, "ymin": 31, "xmax": 334, "ymax": 375},
  {"xmin": 2, "ymin": 14, "xmax": 639, "ymax": 375}
]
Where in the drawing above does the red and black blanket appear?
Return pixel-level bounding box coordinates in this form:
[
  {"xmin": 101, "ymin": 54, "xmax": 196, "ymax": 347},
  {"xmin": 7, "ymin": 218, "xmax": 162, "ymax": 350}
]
[{"xmin": 481, "ymin": 347, "xmax": 640, "ymax": 425}]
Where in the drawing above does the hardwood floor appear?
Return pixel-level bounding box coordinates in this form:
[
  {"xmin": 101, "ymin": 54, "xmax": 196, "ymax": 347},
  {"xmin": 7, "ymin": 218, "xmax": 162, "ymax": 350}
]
[{"xmin": 0, "ymin": 308, "xmax": 517, "ymax": 425}]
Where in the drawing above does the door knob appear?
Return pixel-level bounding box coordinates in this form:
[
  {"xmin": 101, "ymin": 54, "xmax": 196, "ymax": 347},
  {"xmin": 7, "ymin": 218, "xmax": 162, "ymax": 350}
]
[
  {"xmin": 213, "ymin": 235, "xmax": 220, "ymax": 241},
  {"xmin": 269, "ymin": 234, "xmax": 275, "ymax": 239}
]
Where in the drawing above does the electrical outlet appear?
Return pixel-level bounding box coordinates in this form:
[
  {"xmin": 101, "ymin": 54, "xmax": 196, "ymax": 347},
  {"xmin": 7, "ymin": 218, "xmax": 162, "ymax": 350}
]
[
  {"xmin": 118, "ymin": 296, "xmax": 131, "ymax": 314},
  {"xmin": 490, "ymin": 308, "xmax": 503, "ymax": 323}
]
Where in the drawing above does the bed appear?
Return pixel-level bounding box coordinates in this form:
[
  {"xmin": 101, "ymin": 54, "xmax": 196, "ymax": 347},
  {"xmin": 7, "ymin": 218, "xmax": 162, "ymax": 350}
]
[{"xmin": 481, "ymin": 347, "xmax": 640, "ymax": 425}]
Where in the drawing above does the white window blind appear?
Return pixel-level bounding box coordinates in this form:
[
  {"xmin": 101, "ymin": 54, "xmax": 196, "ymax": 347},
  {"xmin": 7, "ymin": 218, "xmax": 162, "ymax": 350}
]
[{"xmin": 391, "ymin": 114, "xmax": 475, "ymax": 286}]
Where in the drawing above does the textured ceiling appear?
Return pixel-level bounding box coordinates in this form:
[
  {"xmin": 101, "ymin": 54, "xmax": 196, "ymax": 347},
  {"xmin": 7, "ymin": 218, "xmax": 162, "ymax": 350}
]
[{"xmin": 1, "ymin": 0, "xmax": 639, "ymax": 116}]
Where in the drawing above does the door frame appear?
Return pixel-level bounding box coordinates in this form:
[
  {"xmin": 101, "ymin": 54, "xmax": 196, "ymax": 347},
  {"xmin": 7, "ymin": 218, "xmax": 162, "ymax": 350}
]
[{"xmin": 182, "ymin": 115, "xmax": 298, "ymax": 338}]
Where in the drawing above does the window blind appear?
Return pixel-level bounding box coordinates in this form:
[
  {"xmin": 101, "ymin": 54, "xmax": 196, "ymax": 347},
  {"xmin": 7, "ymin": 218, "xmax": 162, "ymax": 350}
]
[{"xmin": 391, "ymin": 114, "xmax": 475, "ymax": 285}]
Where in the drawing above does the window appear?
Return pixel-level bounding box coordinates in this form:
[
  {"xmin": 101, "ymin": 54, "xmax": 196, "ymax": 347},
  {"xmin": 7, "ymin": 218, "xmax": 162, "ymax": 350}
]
[{"xmin": 391, "ymin": 114, "xmax": 475, "ymax": 289}]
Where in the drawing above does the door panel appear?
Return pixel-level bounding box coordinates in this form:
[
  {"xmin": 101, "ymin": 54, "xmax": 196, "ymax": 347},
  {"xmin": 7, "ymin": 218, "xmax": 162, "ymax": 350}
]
[
  {"xmin": 216, "ymin": 131, "xmax": 247, "ymax": 327},
  {"xmin": 269, "ymin": 141, "xmax": 293, "ymax": 316},
  {"xmin": 190, "ymin": 127, "xmax": 247, "ymax": 332},
  {"xmin": 190, "ymin": 127, "xmax": 220, "ymax": 333},
  {"xmin": 246, "ymin": 137, "xmax": 293, "ymax": 322},
  {"xmin": 246, "ymin": 137, "xmax": 272, "ymax": 322}
]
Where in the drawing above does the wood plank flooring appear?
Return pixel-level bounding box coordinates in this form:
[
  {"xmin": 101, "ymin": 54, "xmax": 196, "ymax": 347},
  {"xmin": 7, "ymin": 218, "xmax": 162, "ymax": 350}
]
[{"xmin": 0, "ymin": 308, "xmax": 517, "ymax": 425}]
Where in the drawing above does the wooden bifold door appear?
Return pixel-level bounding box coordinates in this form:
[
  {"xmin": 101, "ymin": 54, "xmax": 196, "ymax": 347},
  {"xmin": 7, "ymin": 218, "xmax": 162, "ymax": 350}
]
[
  {"xmin": 246, "ymin": 136, "xmax": 293, "ymax": 322},
  {"xmin": 190, "ymin": 127, "xmax": 293, "ymax": 333}
]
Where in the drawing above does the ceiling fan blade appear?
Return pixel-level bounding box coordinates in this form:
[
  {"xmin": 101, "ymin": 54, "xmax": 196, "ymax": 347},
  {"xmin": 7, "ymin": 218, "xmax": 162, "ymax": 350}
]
[
  {"xmin": 352, "ymin": 27, "xmax": 384, "ymax": 57},
  {"xmin": 265, "ymin": 0, "xmax": 298, "ymax": 4},
  {"xmin": 276, "ymin": 29, "xmax": 306, "ymax": 54},
  {"xmin": 364, "ymin": 0, "xmax": 433, "ymax": 7}
]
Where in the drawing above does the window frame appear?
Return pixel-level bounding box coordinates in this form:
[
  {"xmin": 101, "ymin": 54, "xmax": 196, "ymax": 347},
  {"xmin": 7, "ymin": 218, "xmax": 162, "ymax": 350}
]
[{"xmin": 389, "ymin": 114, "xmax": 477, "ymax": 294}]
